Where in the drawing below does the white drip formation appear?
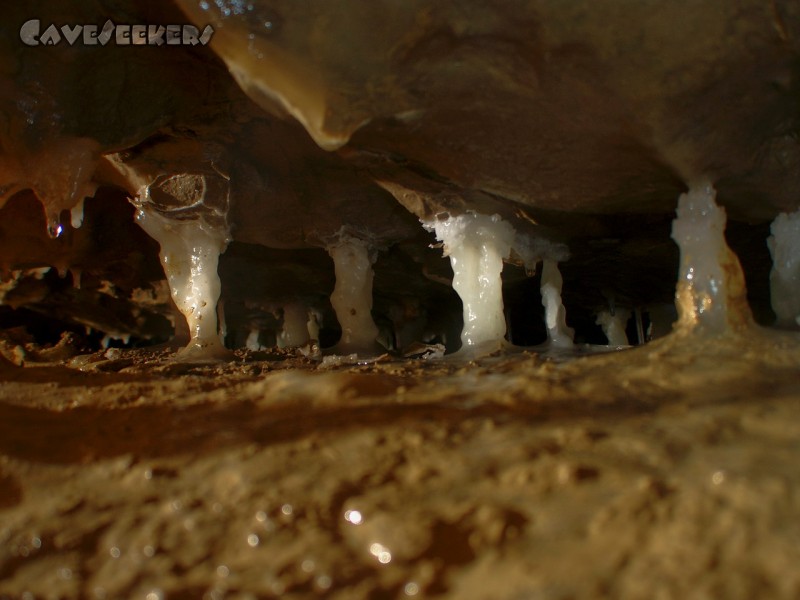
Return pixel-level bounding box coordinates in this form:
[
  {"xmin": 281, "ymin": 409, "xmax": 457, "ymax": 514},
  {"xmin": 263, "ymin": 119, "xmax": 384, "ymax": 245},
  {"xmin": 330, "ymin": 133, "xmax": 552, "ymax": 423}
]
[
  {"xmin": 307, "ymin": 308, "xmax": 322, "ymax": 342},
  {"xmin": 768, "ymin": 209, "xmax": 800, "ymax": 328},
  {"xmin": 540, "ymin": 259, "xmax": 575, "ymax": 347},
  {"xmin": 135, "ymin": 207, "xmax": 230, "ymax": 360},
  {"xmin": 277, "ymin": 302, "xmax": 311, "ymax": 348},
  {"xmin": 425, "ymin": 212, "xmax": 515, "ymax": 348},
  {"xmin": 596, "ymin": 309, "xmax": 630, "ymax": 346},
  {"xmin": 70, "ymin": 197, "xmax": 85, "ymax": 229},
  {"xmin": 120, "ymin": 175, "xmax": 779, "ymax": 359},
  {"xmin": 327, "ymin": 234, "xmax": 380, "ymax": 354},
  {"xmin": 245, "ymin": 327, "xmax": 263, "ymax": 351},
  {"xmin": 670, "ymin": 181, "xmax": 751, "ymax": 334}
]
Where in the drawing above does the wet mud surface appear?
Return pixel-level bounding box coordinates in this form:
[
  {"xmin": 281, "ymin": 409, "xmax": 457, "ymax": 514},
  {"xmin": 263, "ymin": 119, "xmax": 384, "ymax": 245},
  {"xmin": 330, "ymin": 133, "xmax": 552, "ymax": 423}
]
[{"xmin": 1, "ymin": 332, "xmax": 799, "ymax": 599}]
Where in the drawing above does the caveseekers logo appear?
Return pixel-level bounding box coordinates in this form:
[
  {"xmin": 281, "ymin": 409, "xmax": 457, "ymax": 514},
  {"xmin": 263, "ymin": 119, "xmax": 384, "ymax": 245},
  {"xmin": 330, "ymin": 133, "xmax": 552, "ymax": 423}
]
[{"xmin": 20, "ymin": 19, "xmax": 214, "ymax": 46}]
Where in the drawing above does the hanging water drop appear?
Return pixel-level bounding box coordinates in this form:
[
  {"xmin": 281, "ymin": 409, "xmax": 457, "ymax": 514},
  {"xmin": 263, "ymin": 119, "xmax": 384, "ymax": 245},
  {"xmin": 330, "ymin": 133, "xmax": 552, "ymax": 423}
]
[{"xmin": 47, "ymin": 215, "xmax": 64, "ymax": 239}]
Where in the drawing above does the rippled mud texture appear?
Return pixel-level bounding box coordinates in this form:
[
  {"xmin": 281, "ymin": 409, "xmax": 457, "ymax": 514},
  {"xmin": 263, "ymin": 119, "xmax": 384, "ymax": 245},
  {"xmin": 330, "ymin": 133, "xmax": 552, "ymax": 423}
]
[{"xmin": 1, "ymin": 331, "xmax": 799, "ymax": 599}]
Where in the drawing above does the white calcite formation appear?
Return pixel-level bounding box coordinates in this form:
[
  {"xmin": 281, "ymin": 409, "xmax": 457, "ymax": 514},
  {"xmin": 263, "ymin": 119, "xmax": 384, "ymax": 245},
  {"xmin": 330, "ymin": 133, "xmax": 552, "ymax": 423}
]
[
  {"xmin": 670, "ymin": 181, "xmax": 752, "ymax": 334},
  {"xmin": 540, "ymin": 259, "xmax": 575, "ymax": 347},
  {"xmin": 307, "ymin": 308, "xmax": 322, "ymax": 342},
  {"xmin": 327, "ymin": 234, "xmax": 380, "ymax": 354},
  {"xmin": 135, "ymin": 205, "xmax": 230, "ymax": 360},
  {"xmin": 596, "ymin": 309, "xmax": 630, "ymax": 346},
  {"xmin": 277, "ymin": 302, "xmax": 311, "ymax": 348},
  {"xmin": 426, "ymin": 212, "xmax": 515, "ymax": 348},
  {"xmin": 245, "ymin": 327, "xmax": 264, "ymax": 351},
  {"xmin": 767, "ymin": 210, "xmax": 800, "ymax": 328},
  {"xmin": 512, "ymin": 233, "xmax": 570, "ymax": 275},
  {"xmin": 70, "ymin": 197, "xmax": 86, "ymax": 229}
]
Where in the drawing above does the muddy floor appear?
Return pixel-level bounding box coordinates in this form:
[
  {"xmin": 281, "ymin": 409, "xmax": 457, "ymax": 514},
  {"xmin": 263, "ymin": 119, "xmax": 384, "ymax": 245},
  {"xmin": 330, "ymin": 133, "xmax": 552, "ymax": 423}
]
[{"xmin": 1, "ymin": 330, "xmax": 799, "ymax": 599}]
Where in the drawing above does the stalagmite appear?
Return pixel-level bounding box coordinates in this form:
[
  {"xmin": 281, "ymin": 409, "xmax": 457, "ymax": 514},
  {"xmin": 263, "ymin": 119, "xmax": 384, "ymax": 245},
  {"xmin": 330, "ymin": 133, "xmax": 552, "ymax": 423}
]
[
  {"xmin": 277, "ymin": 302, "xmax": 311, "ymax": 348},
  {"xmin": 767, "ymin": 210, "xmax": 800, "ymax": 328},
  {"xmin": 135, "ymin": 204, "xmax": 231, "ymax": 361},
  {"xmin": 425, "ymin": 212, "xmax": 515, "ymax": 349},
  {"xmin": 307, "ymin": 308, "xmax": 322, "ymax": 342},
  {"xmin": 596, "ymin": 309, "xmax": 630, "ymax": 346},
  {"xmin": 327, "ymin": 234, "xmax": 381, "ymax": 354},
  {"xmin": 670, "ymin": 181, "xmax": 752, "ymax": 334},
  {"xmin": 541, "ymin": 259, "xmax": 574, "ymax": 347},
  {"xmin": 245, "ymin": 327, "xmax": 264, "ymax": 351}
]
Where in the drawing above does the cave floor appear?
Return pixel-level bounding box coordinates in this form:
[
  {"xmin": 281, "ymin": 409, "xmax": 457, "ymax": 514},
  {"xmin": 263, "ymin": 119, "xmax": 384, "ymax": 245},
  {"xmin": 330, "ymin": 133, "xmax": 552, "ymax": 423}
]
[{"xmin": 1, "ymin": 331, "xmax": 799, "ymax": 599}]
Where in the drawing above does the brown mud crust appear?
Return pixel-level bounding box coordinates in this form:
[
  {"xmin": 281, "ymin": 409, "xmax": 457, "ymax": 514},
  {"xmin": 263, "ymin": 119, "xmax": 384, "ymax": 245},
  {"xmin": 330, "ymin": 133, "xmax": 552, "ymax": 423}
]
[{"xmin": 1, "ymin": 331, "xmax": 799, "ymax": 599}]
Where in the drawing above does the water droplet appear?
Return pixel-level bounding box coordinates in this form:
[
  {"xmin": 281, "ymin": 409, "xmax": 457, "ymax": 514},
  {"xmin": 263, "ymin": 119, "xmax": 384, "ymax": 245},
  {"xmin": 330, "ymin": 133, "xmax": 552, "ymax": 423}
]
[
  {"xmin": 247, "ymin": 533, "xmax": 259, "ymax": 547},
  {"xmin": 280, "ymin": 503, "xmax": 293, "ymax": 516},
  {"xmin": 216, "ymin": 564, "xmax": 230, "ymax": 578},
  {"xmin": 344, "ymin": 509, "xmax": 363, "ymax": 525},
  {"xmin": 316, "ymin": 575, "xmax": 332, "ymax": 590},
  {"xmin": 369, "ymin": 543, "xmax": 392, "ymax": 564},
  {"xmin": 255, "ymin": 510, "xmax": 267, "ymax": 522},
  {"xmin": 109, "ymin": 546, "xmax": 120, "ymax": 558},
  {"xmin": 301, "ymin": 559, "xmax": 315, "ymax": 573},
  {"xmin": 404, "ymin": 582, "xmax": 420, "ymax": 596},
  {"xmin": 143, "ymin": 545, "xmax": 155, "ymax": 557},
  {"xmin": 47, "ymin": 220, "xmax": 64, "ymax": 239}
]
